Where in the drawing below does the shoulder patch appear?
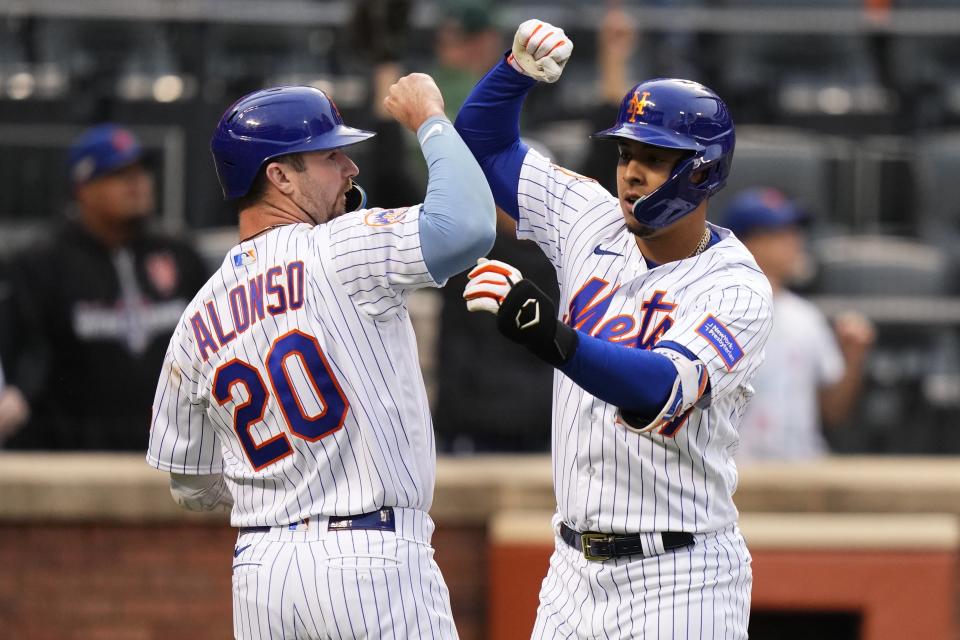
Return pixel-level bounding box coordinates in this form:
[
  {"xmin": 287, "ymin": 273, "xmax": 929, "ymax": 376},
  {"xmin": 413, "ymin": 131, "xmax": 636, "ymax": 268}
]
[
  {"xmin": 695, "ymin": 315, "xmax": 744, "ymax": 370},
  {"xmin": 364, "ymin": 207, "xmax": 409, "ymax": 227}
]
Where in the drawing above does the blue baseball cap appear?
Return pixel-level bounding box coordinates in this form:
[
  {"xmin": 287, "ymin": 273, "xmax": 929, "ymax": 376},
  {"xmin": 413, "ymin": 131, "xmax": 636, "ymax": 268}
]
[
  {"xmin": 720, "ymin": 188, "xmax": 809, "ymax": 239},
  {"xmin": 67, "ymin": 124, "xmax": 144, "ymax": 186}
]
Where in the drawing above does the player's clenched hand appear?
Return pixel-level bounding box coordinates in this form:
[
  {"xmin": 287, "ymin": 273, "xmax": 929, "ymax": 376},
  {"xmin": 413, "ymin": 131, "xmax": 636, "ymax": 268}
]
[
  {"xmin": 464, "ymin": 258, "xmax": 578, "ymax": 367},
  {"xmin": 509, "ymin": 19, "xmax": 573, "ymax": 83},
  {"xmin": 463, "ymin": 258, "xmax": 523, "ymax": 314},
  {"xmin": 383, "ymin": 73, "xmax": 447, "ymax": 133}
]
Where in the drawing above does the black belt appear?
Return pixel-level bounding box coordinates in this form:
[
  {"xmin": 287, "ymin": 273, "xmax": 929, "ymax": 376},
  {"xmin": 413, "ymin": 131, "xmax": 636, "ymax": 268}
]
[
  {"xmin": 560, "ymin": 522, "xmax": 695, "ymax": 562},
  {"xmin": 240, "ymin": 507, "xmax": 395, "ymax": 535}
]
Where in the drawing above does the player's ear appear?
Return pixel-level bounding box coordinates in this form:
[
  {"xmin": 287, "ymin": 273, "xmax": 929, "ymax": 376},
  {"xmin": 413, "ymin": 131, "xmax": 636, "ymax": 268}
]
[{"xmin": 264, "ymin": 161, "xmax": 296, "ymax": 196}]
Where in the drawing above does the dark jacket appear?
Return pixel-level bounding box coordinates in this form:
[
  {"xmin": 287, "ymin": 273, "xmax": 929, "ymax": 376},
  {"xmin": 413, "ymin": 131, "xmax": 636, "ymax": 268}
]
[
  {"xmin": 6, "ymin": 219, "xmax": 208, "ymax": 450},
  {"xmin": 434, "ymin": 230, "xmax": 558, "ymax": 452}
]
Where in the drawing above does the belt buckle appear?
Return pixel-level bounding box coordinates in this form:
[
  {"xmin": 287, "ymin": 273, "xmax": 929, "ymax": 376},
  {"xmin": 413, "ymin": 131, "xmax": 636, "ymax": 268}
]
[{"xmin": 580, "ymin": 532, "xmax": 615, "ymax": 562}]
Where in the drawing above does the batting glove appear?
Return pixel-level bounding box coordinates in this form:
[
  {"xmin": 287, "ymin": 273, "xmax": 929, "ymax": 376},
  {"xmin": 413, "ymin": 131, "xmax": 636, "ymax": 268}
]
[
  {"xmin": 508, "ymin": 19, "xmax": 574, "ymax": 83},
  {"xmin": 463, "ymin": 258, "xmax": 523, "ymax": 314},
  {"xmin": 463, "ymin": 258, "xmax": 578, "ymax": 367}
]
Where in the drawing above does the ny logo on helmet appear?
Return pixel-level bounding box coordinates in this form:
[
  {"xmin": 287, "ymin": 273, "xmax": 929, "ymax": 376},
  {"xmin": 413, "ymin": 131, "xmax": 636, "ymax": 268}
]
[{"xmin": 627, "ymin": 90, "xmax": 655, "ymax": 123}]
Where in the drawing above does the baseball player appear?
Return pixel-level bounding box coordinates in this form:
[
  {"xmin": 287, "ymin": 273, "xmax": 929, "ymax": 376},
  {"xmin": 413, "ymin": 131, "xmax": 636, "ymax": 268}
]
[
  {"xmin": 455, "ymin": 20, "xmax": 773, "ymax": 638},
  {"xmin": 147, "ymin": 75, "xmax": 495, "ymax": 639}
]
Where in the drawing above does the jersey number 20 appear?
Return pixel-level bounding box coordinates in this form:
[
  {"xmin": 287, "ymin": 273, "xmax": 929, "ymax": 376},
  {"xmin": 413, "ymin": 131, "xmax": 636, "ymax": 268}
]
[{"xmin": 213, "ymin": 330, "xmax": 350, "ymax": 470}]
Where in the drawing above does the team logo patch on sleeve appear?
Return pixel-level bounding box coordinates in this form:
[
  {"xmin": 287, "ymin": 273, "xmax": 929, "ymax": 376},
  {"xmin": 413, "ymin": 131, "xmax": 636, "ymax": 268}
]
[
  {"xmin": 364, "ymin": 207, "xmax": 408, "ymax": 227},
  {"xmin": 695, "ymin": 315, "xmax": 743, "ymax": 370}
]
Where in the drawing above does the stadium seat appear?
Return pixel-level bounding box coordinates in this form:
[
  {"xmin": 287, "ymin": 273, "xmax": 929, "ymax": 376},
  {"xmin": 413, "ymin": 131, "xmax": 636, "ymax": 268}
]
[
  {"xmin": 914, "ymin": 131, "xmax": 960, "ymax": 239},
  {"xmin": 714, "ymin": 5, "xmax": 890, "ymax": 128},
  {"xmin": 812, "ymin": 235, "xmax": 952, "ymax": 296},
  {"xmin": 709, "ymin": 126, "xmax": 854, "ymax": 234},
  {"xmin": 809, "ymin": 235, "xmax": 960, "ymax": 453},
  {"xmin": 203, "ymin": 24, "xmax": 338, "ymax": 102}
]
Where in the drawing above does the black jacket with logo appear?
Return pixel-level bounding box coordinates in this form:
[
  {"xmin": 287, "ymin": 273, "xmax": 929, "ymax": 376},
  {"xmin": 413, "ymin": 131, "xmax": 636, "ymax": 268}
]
[{"xmin": 6, "ymin": 219, "xmax": 208, "ymax": 450}]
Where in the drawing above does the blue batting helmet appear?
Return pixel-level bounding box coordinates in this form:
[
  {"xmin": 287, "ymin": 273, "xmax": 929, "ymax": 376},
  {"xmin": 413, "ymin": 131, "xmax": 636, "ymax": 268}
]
[
  {"xmin": 593, "ymin": 78, "xmax": 735, "ymax": 229},
  {"xmin": 211, "ymin": 86, "xmax": 375, "ymax": 200}
]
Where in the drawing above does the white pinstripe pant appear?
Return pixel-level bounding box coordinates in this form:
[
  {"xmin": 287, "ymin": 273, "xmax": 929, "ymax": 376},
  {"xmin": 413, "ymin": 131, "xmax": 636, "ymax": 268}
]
[
  {"xmin": 231, "ymin": 508, "xmax": 458, "ymax": 639},
  {"xmin": 531, "ymin": 523, "xmax": 752, "ymax": 640}
]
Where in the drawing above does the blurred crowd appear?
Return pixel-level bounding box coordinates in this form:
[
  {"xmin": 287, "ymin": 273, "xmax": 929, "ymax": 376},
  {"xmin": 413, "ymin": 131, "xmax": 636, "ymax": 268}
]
[{"xmin": 1, "ymin": 0, "xmax": 958, "ymax": 458}]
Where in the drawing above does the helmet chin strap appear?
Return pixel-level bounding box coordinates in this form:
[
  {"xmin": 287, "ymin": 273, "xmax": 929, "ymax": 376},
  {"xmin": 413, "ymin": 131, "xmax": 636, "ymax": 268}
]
[{"xmin": 345, "ymin": 180, "xmax": 367, "ymax": 212}]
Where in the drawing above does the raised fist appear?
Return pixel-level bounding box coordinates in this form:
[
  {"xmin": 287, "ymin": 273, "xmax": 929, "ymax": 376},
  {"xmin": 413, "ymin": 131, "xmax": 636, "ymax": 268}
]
[
  {"xmin": 508, "ymin": 19, "xmax": 574, "ymax": 83},
  {"xmin": 383, "ymin": 72, "xmax": 446, "ymax": 132}
]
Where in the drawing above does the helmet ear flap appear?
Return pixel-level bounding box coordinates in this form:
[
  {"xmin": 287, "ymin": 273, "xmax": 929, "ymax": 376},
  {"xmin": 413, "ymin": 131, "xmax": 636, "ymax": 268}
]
[{"xmin": 699, "ymin": 155, "xmax": 732, "ymax": 198}]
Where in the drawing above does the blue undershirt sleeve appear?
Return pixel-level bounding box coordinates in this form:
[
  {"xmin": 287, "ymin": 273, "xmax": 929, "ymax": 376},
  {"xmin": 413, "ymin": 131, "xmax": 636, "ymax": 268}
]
[
  {"xmin": 417, "ymin": 115, "xmax": 497, "ymax": 283},
  {"xmin": 454, "ymin": 55, "xmax": 537, "ymax": 220},
  {"xmin": 559, "ymin": 331, "xmax": 678, "ymax": 417}
]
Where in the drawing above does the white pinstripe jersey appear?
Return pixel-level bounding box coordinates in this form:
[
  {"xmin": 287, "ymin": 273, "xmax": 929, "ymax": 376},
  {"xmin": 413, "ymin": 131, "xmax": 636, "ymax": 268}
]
[
  {"xmin": 516, "ymin": 148, "xmax": 773, "ymax": 534},
  {"xmin": 147, "ymin": 206, "xmax": 442, "ymax": 528}
]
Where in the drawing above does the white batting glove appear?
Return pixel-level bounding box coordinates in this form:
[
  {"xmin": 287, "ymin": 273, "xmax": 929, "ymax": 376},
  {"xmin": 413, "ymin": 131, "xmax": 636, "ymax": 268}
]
[
  {"xmin": 463, "ymin": 258, "xmax": 524, "ymax": 315},
  {"xmin": 508, "ymin": 19, "xmax": 573, "ymax": 83}
]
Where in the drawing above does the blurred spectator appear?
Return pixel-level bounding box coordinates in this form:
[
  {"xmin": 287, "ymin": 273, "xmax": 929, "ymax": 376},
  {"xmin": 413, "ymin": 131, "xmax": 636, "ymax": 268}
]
[
  {"xmin": 348, "ymin": 0, "xmax": 425, "ymax": 207},
  {"xmin": 433, "ymin": 1, "xmax": 503, "ymax": 119},
  {"xmin": 722, "ymin": 188, "xmax": 876, "ymax": 461},
  {"xmin": 365, "ymin": 61, "xmax": 427, "ymax": 207},
  {"xmin": 348, "ymin": 0, "xmax": 503, "ymax": 207},
  {"xmin": 434, "ymin": 210, "xmax": 556, "ymax": 453},
  {"xmin": 578, "ymin": 5, "xmax": 637, "ymax": 194},
  {"xmin": 0, "ymin": 259, "xmax": 29, "ymax": 443},
  {"xmin": 5, "ymin": 124, "xmax": 207, "ymax": 450}
]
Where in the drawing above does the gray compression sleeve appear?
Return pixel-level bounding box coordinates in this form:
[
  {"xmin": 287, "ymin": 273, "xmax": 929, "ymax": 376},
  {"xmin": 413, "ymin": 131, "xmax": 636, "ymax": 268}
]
[{"xmin": 416, "ymin": 115, "xmax": 496, "ymax": 282}]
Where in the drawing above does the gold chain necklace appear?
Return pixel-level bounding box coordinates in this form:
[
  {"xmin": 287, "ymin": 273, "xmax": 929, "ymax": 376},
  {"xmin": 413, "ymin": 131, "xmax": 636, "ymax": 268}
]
[{"xmin": 685, "ymin": 228, "xmax": 712, "ymax": 259}]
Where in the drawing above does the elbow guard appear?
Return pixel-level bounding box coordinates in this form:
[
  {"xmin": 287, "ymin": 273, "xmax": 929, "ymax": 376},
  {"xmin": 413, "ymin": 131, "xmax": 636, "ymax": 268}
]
[{"xmin": 619, "ymin": 348, "xmax": 710, "ymax": 437}]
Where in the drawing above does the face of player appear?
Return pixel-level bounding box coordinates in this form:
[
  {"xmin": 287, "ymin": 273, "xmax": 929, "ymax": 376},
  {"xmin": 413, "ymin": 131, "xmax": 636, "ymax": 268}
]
[
  {"xmin": 616, "ymin": 140, "xmax": 691, "ymax": 239},
  {"xmin": 289, "ymin": 150, "xmax": 359, "ymax": 225},
  {"xmin": 743, "ymin": 226, "xmax": 806, "ymax": 289},
  {"xmin": 76, "ymin": 162, "xmax": 155, "ymax": 226}
]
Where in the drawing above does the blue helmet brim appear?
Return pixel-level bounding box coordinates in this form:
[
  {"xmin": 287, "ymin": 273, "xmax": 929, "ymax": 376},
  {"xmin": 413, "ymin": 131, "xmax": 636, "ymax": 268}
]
[
  {"xmin": 592, "ymin": 123, "xmax": 705, "ymax": 153},
  {"xmin": 270, "ymin": 125, "xmax": 376, "ymax": 156}
]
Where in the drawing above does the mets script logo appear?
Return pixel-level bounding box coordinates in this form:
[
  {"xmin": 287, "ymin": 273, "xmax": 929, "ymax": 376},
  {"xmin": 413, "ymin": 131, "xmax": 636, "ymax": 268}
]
[
  {"xmin": 364, "ymin": 207, "xmax": 409, "ymax": 227},
  {"xmin": 627, "ymin": 90, "xmax": 655, "ymax": 123},
  {"xmin": 563, "ymin": 277, "xmax": 674, "ymax": 349}
]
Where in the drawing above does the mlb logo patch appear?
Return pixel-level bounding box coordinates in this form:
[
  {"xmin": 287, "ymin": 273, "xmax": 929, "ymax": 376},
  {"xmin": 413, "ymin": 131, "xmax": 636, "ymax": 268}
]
[
  {"xmin": 695, "ymin": 315, "xmax": 744, "ymax": 370},
  {"xmin": 232, "ymin": 248, "xmax": 256, "ymax": 267},
  {"xmin": 364, "ymin": 207, "xmax": 408, "ymax": 227}
]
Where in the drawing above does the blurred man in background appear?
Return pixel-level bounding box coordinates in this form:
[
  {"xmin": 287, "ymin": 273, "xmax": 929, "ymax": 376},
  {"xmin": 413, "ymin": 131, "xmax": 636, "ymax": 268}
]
[
  {"xmin": 5, "ymin": 124, "xmax": 207, "ymax": 450},
  {"xmin": 433, "ymin": 0, "xmax": 504, "ymax": 120},
  {"xmin": 0, "ymin": 258, "xmax": 29, "ymax": 444},
  {"xmin": 723, "ymin": 188, "xmax": 876, "ymax": 461}
]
